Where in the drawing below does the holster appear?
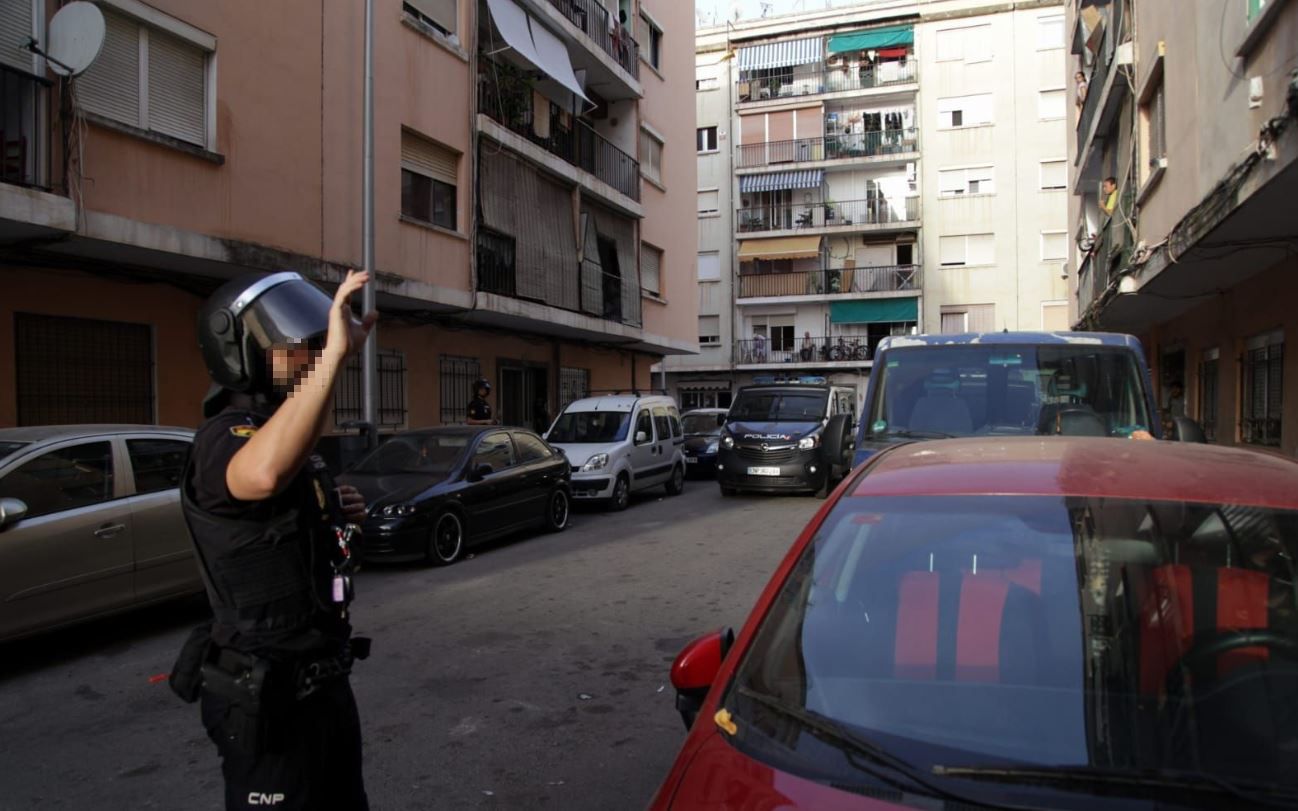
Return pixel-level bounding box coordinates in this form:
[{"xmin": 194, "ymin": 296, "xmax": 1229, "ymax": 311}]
[
  {"xmin": 169, "ymin": 623, "xmax": 212, "ymax": 704},
  {"xmin": 202, "ymin": 647, "xmax": 276, "ymax": 756}
]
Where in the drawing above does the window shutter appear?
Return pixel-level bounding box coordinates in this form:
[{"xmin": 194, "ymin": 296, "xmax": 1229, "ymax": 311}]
[
  {"xmin": 968, "ymin": 233, "xmax": 996, "ymax": 265},
  {"xmin": 1042, "ymin": 303, "xmax": 1069, "ymax": 331},
  {"xmin": 966, "ymin": 303, "xmax": 996, "ymax": 332},
  {"xmin": 402, "ymin": 130, "xmax": 458, "ymax": 186},
  {"xmin": 698, "ymin": 315, "xmax": 720, "ymax": 342},
  {"xmin": 1038, "ymin": 89, "xmax": 1065, "ymax": 120},
  {"xmin": 697, "ymin": 189, "xmax": 718, "ymax": 213},
  {"xmin": 1042, "ymin": 231, "xmax": 1067, "ymax": 260},
  {"xmin": 697, "ymin": 252, "xmax": 720, "ymax": 281},
  {"xmin": 938, "ymin": 169, "xmax": 964, "ymax": 194},
  {"xmin": 935, "ymin": 28, "xmax": 961, "ymax": 61},
  {"xmin": 76, "ymin": 10, "xmax": 141, "ymax": 127},
  {"xmin": 407, "ymin": 0, "xmax": 457, "ymax": 34},
  {"xmin": 1041, "ymin": 160, "xmax": 1066, "ymax": 188},
  {"xmin": 641, "ymin": 243, "xmax": 662, "ymax": 294},
  {"xmin": 938, "ymin": 235, "xmax": 964, "ymax": 265},
  {"xmin": 0, "ymin": 0, "xmax": 34, "ymax": 73},
  {"xmin": 148, "ymin": 27, "xmax": 206, "ymax": 145},
  {"xmin": 939, "ymin": 311, "xmax": 966, "ymax": 333}
]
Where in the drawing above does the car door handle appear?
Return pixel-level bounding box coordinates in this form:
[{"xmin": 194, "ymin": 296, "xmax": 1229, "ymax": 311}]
[{"xmin": 94, "ymin": 523, "xmax": 127, "ymax": 538}]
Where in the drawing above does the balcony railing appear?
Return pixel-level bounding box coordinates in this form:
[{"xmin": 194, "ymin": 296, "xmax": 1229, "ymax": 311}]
[
  {"xmin": 738, "ymin": 265, "xmax": 919, "ymax": 298},
  {"xmin": 1077, "ymin": 0, "xmax": 1122, "ymax": 145},
  {"xmin": 1077, "ymin": 217, "xmax": 1126, "ymax": 314},
  {"xmin": 738, "ymin": 59, "xmax": 917, "ymax": 103},
  {"xmin": 735, "ymin": 335, "xmax": 880, "ymax": 365},
  {"xmin": 736, "ymin": 128, "xmax": 918, "ymax": 169},
  {"xmin": 480, "ymin": 66, "xmax": 640, "ymax": 201},
  {"xmin": 0, "ymin": 64, "xmax": 51, "ymax": 190},
  {"xmin": 542, "ymin": 0, "xmax": 639, "ymax": 79},
  {"xmin": 737, "ymin": 196, "xmax": 919, "ymax": 233}
]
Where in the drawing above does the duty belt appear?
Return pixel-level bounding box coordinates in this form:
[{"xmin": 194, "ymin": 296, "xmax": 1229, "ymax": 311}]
[{"xmin": 294, "ymin": 637, "xmax": 371, "ymax": 700}]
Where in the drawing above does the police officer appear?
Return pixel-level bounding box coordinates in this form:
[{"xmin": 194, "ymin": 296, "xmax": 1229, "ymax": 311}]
[
  {"xmin": 465, "ymin": 377, "xmax": 494, "ymax": 425},
  {"xmin": 171, "ymin": 269, "xmax": 378, "ymax": 810}
]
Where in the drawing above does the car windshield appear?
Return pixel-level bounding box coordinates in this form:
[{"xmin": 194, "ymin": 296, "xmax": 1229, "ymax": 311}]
[
  {"xmin": 682, "ymin": 413, "xmax": 725, "ymax": 436},
  {"xmin": 0, "ymin": 441, "xmax": 28, "ymax": 464},
  {"xmin": 349, "ymin": 434, "xmax": 468, "ymax": 475},
  {"xmin": 722, "ymin": 493, "xmax": 1298, "ymax": 803},
  {"xmin": 547, "ymin": 411, "xmax": 631, "ymax": 444},
  {"xmin": 729, "ymin": 391, "xmax": 827, "ymax": 423},
  {"xmin": 865, "ymin": 345, "xmax": 1152, "ymax": 439}
]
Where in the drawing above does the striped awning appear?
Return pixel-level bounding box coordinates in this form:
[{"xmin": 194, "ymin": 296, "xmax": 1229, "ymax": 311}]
[
  {"xmin": 738, "ymin": 236, "xmax": 822, "ymax": 261},
  {"xmin": 740, "ymin": 169, "xmax": 823, "ymax": 194},
  {"xmin": 738, "ymin": 36, "xmax": 823, "ymax": 71}
]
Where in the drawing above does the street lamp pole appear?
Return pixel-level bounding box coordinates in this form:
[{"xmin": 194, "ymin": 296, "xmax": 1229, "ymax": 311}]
[{"xmin": 361, "ymin": 0, "xmax": 378, "ymax": 448}]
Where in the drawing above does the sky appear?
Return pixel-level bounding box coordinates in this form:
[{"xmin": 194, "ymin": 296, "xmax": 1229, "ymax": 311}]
[{"xmin": 694, "ymin": 0, "xmax": 867, "ymax": 26}]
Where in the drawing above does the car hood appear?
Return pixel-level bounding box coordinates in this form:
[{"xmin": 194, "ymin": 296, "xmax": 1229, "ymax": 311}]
[
  {"xmin": 336, "ymin": 471, "xmax": 449, "ymax": 508},
  {"xmin": 548, "ymin": 441, "xmax": 620, "ymax": 468},
  {"xmin": 725, "ymin": 420, "xmax": 820, "ymax": 443},
  {"xmin": 683, "ymin": 435, "xmax": 720, "ymax": 452}
]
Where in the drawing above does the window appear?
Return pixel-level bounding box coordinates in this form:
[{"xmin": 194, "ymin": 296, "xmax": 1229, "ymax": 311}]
[
  {"xmin": 681, "ymin": 389, "xmax": 731, "ymax": 410},
  {"xmin": 1038, "ymin": 88, "xmax": 1066, "ymax": 120},
  {"xmin": 634, "ymin": 410, "xmax": 654, "ymax": 444},
  {"xmin": 335, "ymin": 349, "xmax": 408, "ymax": 428},
  {"xmin": 76, "ymin": 6, "xmax": 214, "ymax": 148},
  {"xmin": 640, "ymin": 128, "xmax": 664, "ymax": 185},
  {"xmin": 696, "ymin": 75, "xmax": 719, "ymax": 91},
  {"xmin": 513, "ymin": 432, "xmax": 552, "ymax": 462},
  {"xmin": 699, "ymin": 315, "xmax": 721, "ymax": 346},
  {"xmin": 1247, "ymin": 0, "xmax": 1268, "ymax": 23},
  {"xmin": 127, "ymin": 438, "xmax": 190, "ymax": 495},
  {"xmin": 938, "ymin": 234, "xmax": 995, "ymax": 267},
  {"xmin": 1201, "ymin": 348, "xmax": 1220, "ymax": 442},
  {"xmin": 14, "ymin": 313, "xmax": 153, "ymax": 426},
  {"xmin": 1242, "ymin": 331, "xmax": 1283, "ymax": 447},
  {"xmin": 935, "ymin": 24, "xmax": 992, "ymax": 63},
  {"xmin": 696, "ymin": 126, "xmax": 718, "ymax": 153},
  {"xmin": 697, "ymin": 190, "xmax": 719, "ymax": 216},
  {"xmin": 668, "ymin": 406, "xmax": 682, "ymax": 439},
  {"xmin": 401, "ymin": 129, "xmax": 459, "ymax": 231},
  {"xmin": 641, "ymin": 242, "xmax": 663, "ymax": 297},
  {"xmin": 640, "ymin": 13, "xmax": 662, "ymax": 71},
  {"xmin": 1036, "ymin": 14, "xmax": 1065, "ymax": 49},
  {"xmin": 937, "ymin": 93, "xmax": 993, "ymax": 128},
  {"xmin": 404, "ymin": 0, "xmax": 456, "ymax": 36},
  {"xmin": 939, "ymin": 304, "xmax": 996, "ymax": 334},
  {"xmin": 938, "ymin": 166, "xmax": 995, "ymax": 197},
  {"xmin": 652, "ymin": 406, "xmax": 672, "ymax": 442},
  {"xmin": 473, "ymin": 432, "xmax": 515, "ymax": 472},
  {"xmin": 559, "ymin": 367, "xmax": 590, "ymax": 411},
  {"xmin": 1040, "ymin": 159, "xmax": 1067, "ymax": 190},
  {"xmin": 1041, "ymin": 302, "xmax": 1069, "ymax": 331},
  {"xmin": 1041, "ymin": 231, "xmax": 1068, "ymax": 261},
  {"xmin": 698, "ymin": 252, "xmax": 721, "ymax": 281},
  {"xmin": 439, "ymin": 355, "xmax": 481, "ymax": 424},
  {"xmin": 1140, "ymin": 77, "xmax": 1167, "ymax": 180},
  {"xmin": 0, "ymin": 442, "xmax": 114, "ymax": 520}
]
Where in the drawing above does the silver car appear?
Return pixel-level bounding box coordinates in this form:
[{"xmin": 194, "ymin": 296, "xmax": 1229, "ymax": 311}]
[{"xmin": 0, "ymin": 424, "xmax": 202, "ymax": 642}]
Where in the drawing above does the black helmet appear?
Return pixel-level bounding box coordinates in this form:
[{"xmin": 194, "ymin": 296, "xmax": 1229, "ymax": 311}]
[
  {"xmin": 474, "ymin": 377, "xmax": 491, "ymax": 395},
  {"xmin": 197, "ymin": 271, "xmax": 332, "ymax": 412}
]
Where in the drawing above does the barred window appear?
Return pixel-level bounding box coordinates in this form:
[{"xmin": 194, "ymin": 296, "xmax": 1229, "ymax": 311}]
[
  {"xmin": 559, "ymin": 367, "xmax": 590, "ymax": 411},
  {"xmin": 440, "ymin": 355, "xmax": 481, "ymax": 424},
  {"xmin": 1200, "ymin": 349, "xmax": 1219, "ymax": 443},
  {"xmin": 1242, "ymin": 333, "xmax": 1283, "ymax": 447},
  {"xmin": 334, "ymin": 349, "xmax": 407, "ymax": 429}
]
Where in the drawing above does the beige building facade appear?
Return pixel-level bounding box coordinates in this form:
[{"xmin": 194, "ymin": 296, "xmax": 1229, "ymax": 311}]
[{"xmin": 0, "ymin": 0, "xmax": 697, "ymax": 449}]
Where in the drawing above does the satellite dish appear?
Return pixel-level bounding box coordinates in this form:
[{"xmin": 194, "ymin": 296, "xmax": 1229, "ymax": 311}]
[{"xmin": 47, "ymin": 2, "xmax": 106, "ymax": 77}]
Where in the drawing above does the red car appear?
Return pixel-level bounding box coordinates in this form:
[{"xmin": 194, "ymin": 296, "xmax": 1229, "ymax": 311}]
[{"xmin": 650, "ymin": 437, "xmax": 1298, "ymax": 810}]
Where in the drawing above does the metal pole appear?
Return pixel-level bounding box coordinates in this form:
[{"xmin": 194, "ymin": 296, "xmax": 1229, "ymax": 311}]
[{"xmin": 361, "ymin": 0, "xmax": 378, "ymax": 447}]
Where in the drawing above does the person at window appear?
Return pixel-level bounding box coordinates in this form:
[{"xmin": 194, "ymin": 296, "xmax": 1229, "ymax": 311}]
[
  {"xmin": 1074, "ymin": 70, "xmax": 1088, "ymax": 114},
  {"xmin": 466, "ymin": 378, "xmax": 495, "ymax": 425},
  {"xmin": 1100, "ymin": 176, "xmax": 1119, "ymax": 217},
  {"xmin": 1166, "ymin": 380, "xmax": 1186, "ymax": 419}
]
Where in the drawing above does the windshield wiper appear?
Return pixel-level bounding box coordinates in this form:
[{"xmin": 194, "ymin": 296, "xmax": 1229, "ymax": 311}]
[
  {"xmin": 871, "ymin": 429, "xmax": 957, "ymax": 439},
  {"xmin": 735, "ymin": 687, "xmax": 1028, "ymax": 810},
  {"xmin": 931, "ymin": 764, "xmax": 1298, "ymax": 809}
]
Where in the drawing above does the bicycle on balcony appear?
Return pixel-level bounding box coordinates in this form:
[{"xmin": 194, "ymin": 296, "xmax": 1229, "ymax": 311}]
[{"xmin": 827, "ymin": 336, "xmax": 869, "ymax": 362}]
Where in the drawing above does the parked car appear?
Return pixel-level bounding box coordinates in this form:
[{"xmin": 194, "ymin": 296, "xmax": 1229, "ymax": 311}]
[
  {"xmin": 681, "ymin": 408, "xmax": 728, "ymax": 477},
  {"xmin": 337, "ymin": 426, "xmax": 570, "ymax": 566},
  {"xmin": 545, "ymin": 394, "xmax": 686, "ymax": 510},
  {"xmin": 853, "ymin": 331, "xmax": 1205, "ymax": 467},
  {"xmin": 716, "ymin": 377, "xmax": 857, "ymax": 497},
  {"xmin": 653, "ymin": 437, "xmax": 1298, "ymax": 810},
  {"xmin": 0, "ymin": 424, "xmax": 201, "ymax": 642}
]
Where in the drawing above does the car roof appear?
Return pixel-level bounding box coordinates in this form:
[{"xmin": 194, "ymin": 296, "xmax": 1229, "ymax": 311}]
[
  {"xmin": 876, "ymin": 331, "xmax": 1142, "ymax": 353},
  {"xmin": 563, "ymin": 394, "xmax": 672, "ymax": 412},
  {"xmin": 0, "ymin": 424, "xmax": 195, "ymax": 443},
  {"xmin": 683, "ymin": 408, "xmax": 728, "ymax": 414},
  {"xmin": 397, "ymin": 426, "xmax": 493, "ymax": 437},
  {"xmin": 851, "ymin": 437, "xmax": 1298, "ymax": 509}
]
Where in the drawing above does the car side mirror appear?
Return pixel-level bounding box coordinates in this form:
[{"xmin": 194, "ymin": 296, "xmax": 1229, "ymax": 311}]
[
  {"xmin": 671, "ymin": 627, "xmax": 735, "ymax": 730},
  {"xmin": 635, "ymin": 430, "xmax": 648, "ymax": 444},
  {"xmin": 0, "ymin": 497, "xmax": 28, "ymax": 529},
  {"xmin": 1171, "ymin": 416, "xmax": 1208, "ymax": 443},
  {"xmin": 468, "ymin": 463, "xmax": 493, "ymax": 482}
]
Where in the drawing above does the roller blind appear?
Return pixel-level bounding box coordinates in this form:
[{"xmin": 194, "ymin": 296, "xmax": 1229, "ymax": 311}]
[
  {"xmin": 641, "ymin": 243, "xmax": 662, "ymax": 295},
  {"xmin": 402, "ymin": 130, "xmax": 458, "ymax": 186},
  {"xmin": 77, "ymin": 9, "xmax": 141, "ymax": 126},
  {"xmin": 408, "ymin": 0, "xmax": 457, "ymax": 34},
  {"xmin": 148, "ymin": 26, "xmax": 206, "ymax": 145},
  {"xmin": 0, "ymin": 0, "xmax": 34, "ymax": 72}
]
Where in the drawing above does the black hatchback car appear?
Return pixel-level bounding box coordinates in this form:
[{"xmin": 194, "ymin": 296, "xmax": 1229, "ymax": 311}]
[{"xmin": 338, "ymin": 426, "xmax": 571, "ymax": 566}]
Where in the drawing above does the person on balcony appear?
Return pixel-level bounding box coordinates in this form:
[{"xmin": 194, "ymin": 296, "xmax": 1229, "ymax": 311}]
[
  {"xmin": 800, "ymin": 332, "xmax": 815, "ymax": 362},
  {"xmin": 752, "ymin": 331, "xmax": 768, "ymax": 363},
  {"xmin": 1100, "ymin": 176, "xmax": 1119, "ymax": 218}
]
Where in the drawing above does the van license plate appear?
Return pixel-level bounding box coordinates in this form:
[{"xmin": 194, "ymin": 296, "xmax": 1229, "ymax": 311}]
[{"xmin": 748, "ymin": 466, "xmax": 781, "ymax": 476}]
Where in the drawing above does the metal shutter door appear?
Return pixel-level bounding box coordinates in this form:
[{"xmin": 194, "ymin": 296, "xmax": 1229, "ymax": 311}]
[
  {"xmin": 407, "ymin": 0, "xmax": 456, "ymax": 33},
  {"xmin": 401, "ymin": 131, "xmax": 457, "ymax": 185},
  {"xmin": 148, "ymin": 27, "xmax": 206, "ymax": 145},
  {"xmin": 0, "ymin": 0, "xmax": 34, "ymax": 73},
  {"xmin": 76, "ymin": 10, "xmax": 140, "ymax": 126},
  {"xmin": 641, "ymin": 244, "xmax": 661, "ymax": 294}
]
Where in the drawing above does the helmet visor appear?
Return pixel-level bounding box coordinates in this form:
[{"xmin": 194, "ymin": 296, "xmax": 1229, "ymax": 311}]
[{"xmin": 240, "ymin": 277, "xmax": 333, "ymax": 350}]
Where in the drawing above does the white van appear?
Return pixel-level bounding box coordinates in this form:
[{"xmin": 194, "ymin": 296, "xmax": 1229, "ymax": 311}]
[{"xmin": 545, "ymin": 394, "xmax": 687, "ymax": 510}]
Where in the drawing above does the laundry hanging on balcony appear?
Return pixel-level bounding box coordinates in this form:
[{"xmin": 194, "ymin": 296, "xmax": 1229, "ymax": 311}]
[
  {"xmin": 737, "ymin": 36, "xmax": 824, "ymax": 72},
  {"xmin": 485, "ymin": 0, "xmax": 590, "ymax": 107},
  {"xmin": 826, "ymin": 25, "xmax": 913, "ymax": 54},
  {"xmin": 740, "ymin": 169, "xmax": 823, "ymax": 194}
]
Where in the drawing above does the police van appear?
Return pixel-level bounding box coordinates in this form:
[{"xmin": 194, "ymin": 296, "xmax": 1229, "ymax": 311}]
[{"xmin": 716, "ymin": 376, "xmax": 857, "ymax": 498}]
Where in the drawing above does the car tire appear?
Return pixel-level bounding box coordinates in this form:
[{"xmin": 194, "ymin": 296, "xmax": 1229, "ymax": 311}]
[
  {"xmin": 665, "ymin": 464, "xmax": 685, "ymax": 496},
  {"xmin": 544, "ymin": 488, "xmax": 571, "ymax": 532},
  {"xmin": 607, "ymin": 474, "xmax": 630, "ymax": 512},
  {"xmin": 426, "ymin": 510, "xmax": 465, "ymax": 566}
]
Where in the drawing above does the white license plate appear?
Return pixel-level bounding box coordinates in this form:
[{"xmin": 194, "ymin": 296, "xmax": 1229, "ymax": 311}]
[
  {"xmin": 686, "ymin": 457, "xmax": 698, "ymax": 464},
  {"xmin": 748, "ymin": 466, "xmax": 781, "ymax": 477}
]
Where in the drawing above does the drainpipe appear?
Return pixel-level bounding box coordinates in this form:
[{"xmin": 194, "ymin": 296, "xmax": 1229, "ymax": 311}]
[{"xmin": 360, "ymin": 0, "xmax": 378, "ymax": 449}]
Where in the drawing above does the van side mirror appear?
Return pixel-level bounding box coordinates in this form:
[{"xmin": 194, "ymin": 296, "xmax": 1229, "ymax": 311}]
[
  {"xmin": 0, "ymin": 497, "xmax": 28, "ymax": 529},
  {"xmin": 635, "ymin": 430, "xmax": 649, "ymax": 444}
]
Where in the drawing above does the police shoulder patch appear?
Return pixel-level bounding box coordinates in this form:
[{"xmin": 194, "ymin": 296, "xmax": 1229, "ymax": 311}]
[{"xmin": 229, "ymin": 424, "xmax": 258, "ymax": 438}]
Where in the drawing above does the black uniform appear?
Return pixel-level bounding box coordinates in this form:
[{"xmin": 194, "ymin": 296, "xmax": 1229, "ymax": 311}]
[
  {"xmin": 467, "ymin": 396, "xmax": 493, "ymax": 423},
  {"xmin": 179, "ymin": 392, "xmax": 368, "ymax": 811}
]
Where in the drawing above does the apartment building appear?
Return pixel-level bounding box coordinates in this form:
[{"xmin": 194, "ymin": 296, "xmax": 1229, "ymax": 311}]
[
  {"xmin": 0, "ymin": 0, "xmax": 695, "ymax": 440},
  {"xmin": 1067, "ymin": 0, "xmax": 1298, "ymax": 455},
  {"xmin": 664, "ymin": 0, "xmax": 1067, "ymax": 412}
]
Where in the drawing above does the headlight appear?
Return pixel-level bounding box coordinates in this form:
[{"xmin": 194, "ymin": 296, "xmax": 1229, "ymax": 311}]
[
  {"xmin": 381, "ymin": 503, "xmax": 417, "ymax": 517},
  {"xmin": 581, "ymin": 453, "xmax": 609, "ymax": 471},
  {"xmin": 798, "ymin": 434, "xmax": 821, "ymax": 450},
  {"xmin": 706, "ymin": 440, "xmax": 719, "ymax": 454},
  {"xmin": 722, "ymin": 435, "xmax": 734, "ymax": 449}
]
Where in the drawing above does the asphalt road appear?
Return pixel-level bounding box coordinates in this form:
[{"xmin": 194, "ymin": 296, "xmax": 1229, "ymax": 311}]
[{"xmin": 0, "ymin": 479, "xmax": 822, "ymax": 810}]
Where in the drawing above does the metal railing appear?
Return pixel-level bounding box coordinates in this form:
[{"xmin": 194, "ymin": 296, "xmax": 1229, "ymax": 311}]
[
  {"xmin": 1077, "ymin": 0, "xmax": 1123, "ymax": 146},
  {"xmin": 0, "ymin": 64, "xmax": 51, "ymax": 190},
  {"xmin": 737, "ymin": 196, "xmax": 919, "ymax": 233},
  {"xmin": 479, "ymin": 66, "xmax": 640, "ymax": 200},
  {"xmin": 476, "ymin": 229, "xmax": 517, "ymax": 297},
  {"xmin": 735, "ymin": 335, "xmax": 879, "ymax": 365},
  {"xmin": 737, "ymin": 58, "xmax": 916, "ymax": 103},
  {"xmin": 736, "ymin": 128, "xmax": 917, "ymax": 168},
  {"xmin": 738, "ymin": 264, "xmax": 919, "ymax": 298},
  {"xmin": 542, "ymin": 0, "xmax": 639, "ymax": 79},
  {"xmin": 1077, "ymin": 217, "xmax": 1127, "ymax": 314}
]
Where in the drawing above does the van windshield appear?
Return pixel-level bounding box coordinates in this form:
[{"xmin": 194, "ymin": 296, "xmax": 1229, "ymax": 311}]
[
  {"xmin": 729, "ymin": 390, "xmax": 828, "ymax": 423},
  {"xmin": 866, "ymin": 345, "xmax": 1152, "ymax": 439},
  {"xmin": 547, "ymin": 411, "xmax": 631, "ymax": 444}
]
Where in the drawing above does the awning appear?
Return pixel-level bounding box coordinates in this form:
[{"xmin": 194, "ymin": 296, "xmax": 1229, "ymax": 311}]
[
  {"xmin": 738, "ymin": 236, "xmax": 822, "ymax": 261},
  {"xmin": 485, "ymin": 0, "xmax": 589, "ymax": 104},
  {"xmin": 486, "ymin": 0, "xmax": 543, "ymax": 65},
  {"xmin": 740, "ymin": 169, "xmax": 823, "ymax": 193},
  {"xmin": 830, "ymin": 297, "xmax": 918, "ymax": 324},
  {"xmin": 738, "ymin": 36, "xmax": 823, "ymax": 71},
  {"xmin": 826, "ymin": 25, "xmax": 913, "ymax": 54},
  {"xmin": 528, "ymin": 14, "xmax": 591, "ymax": 104},
  {"xmin": 678, "ymin": 381, "xmax": 730, "ymax": 391}
]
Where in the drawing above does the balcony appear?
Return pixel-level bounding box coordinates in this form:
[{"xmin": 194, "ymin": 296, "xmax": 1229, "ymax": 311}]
[
  {"xmin": 734, "ymin": 335, "xmax": 878, "ymax": 367},
  {"xmin": 737, "ymin": 196, "xmax": 920, "ymax": 235},
  {"xmin": 0, "ymin": 64, "xmax": 51, "ymax": 190},
  {"xmin": 1076, "ymin": 217, "xmax": 1126, "ymax": 316},
  {"xmin": 737, "ymin": 59, "xmax": 916, "ymax": 104},
  {"xmin": 479, "ymin": 67, "xmax": 640, "ymax": 201},
  {"xmin": 737, "ymin": 264, "xmax": 919, "ymax": 300},
  {"xmin": 1075, "ymin": 0, "xmax": 1130, "ymax": 169},
  {"xmin": 540, "ymin": 0, "xmax": 639, "ymax": 80},
  {"xmin": 736, "ymin": 128, "xmax": 918, "ymax": 170},
  {"xmin": 476, "ymin": 229, "xmax": 517, "ymax": 297}
]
